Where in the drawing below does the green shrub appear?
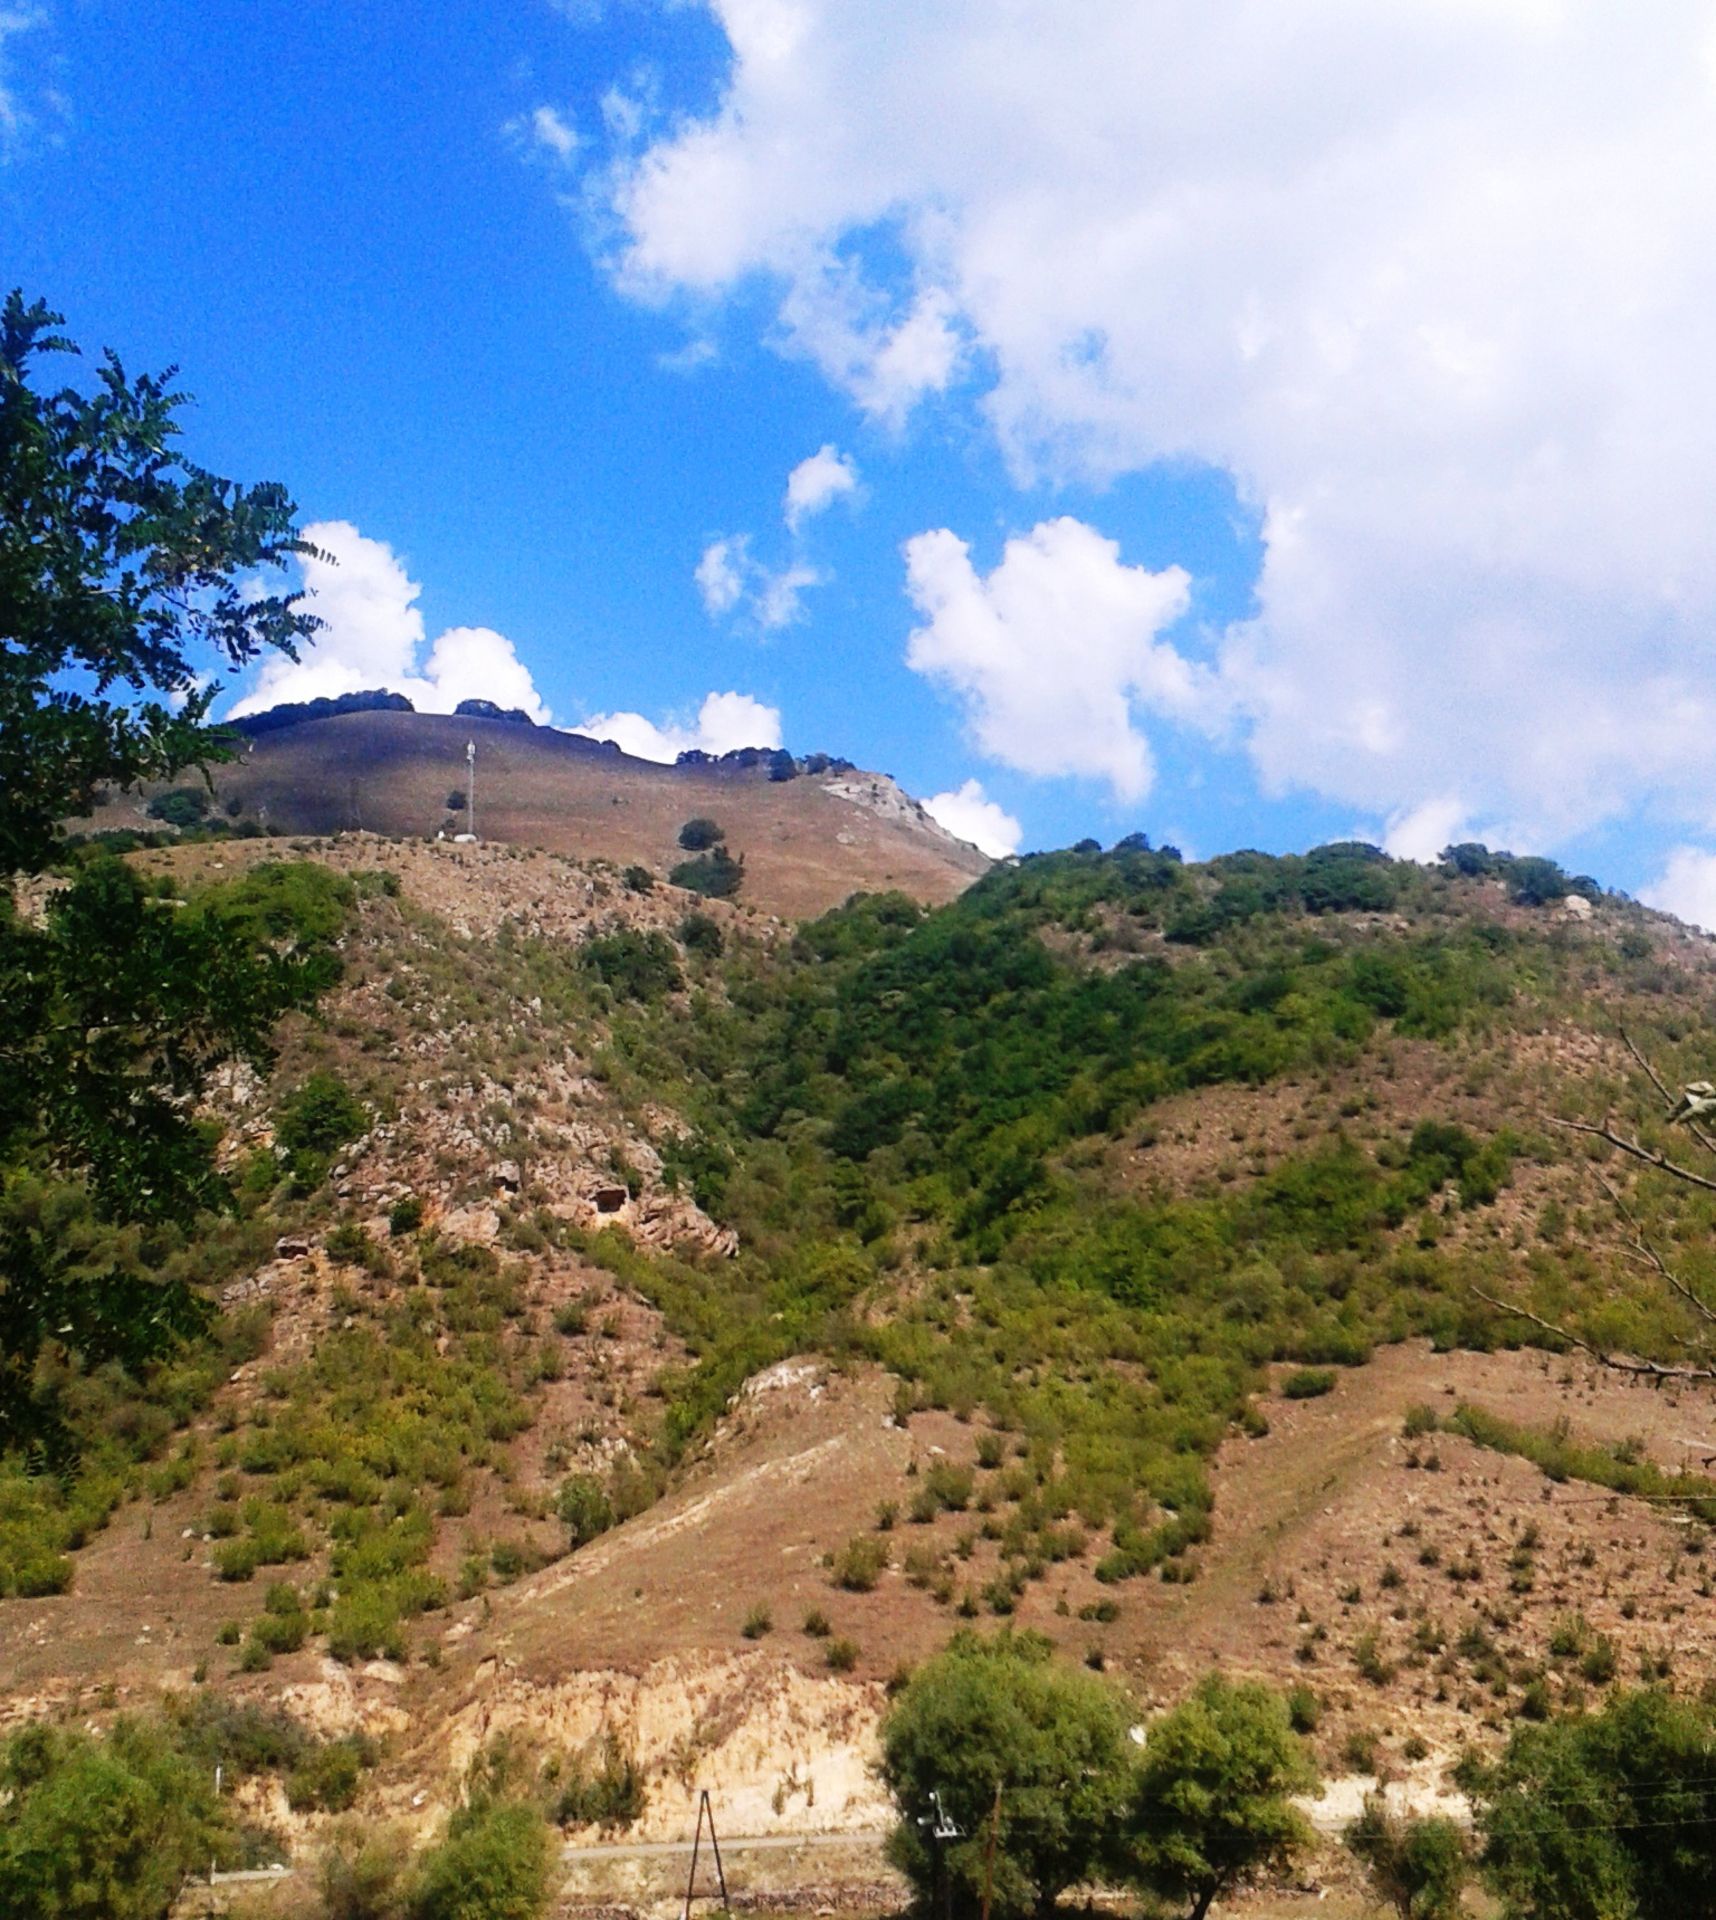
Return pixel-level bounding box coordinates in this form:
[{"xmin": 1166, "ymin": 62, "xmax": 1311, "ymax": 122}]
[
  {"xmin": 0, "ymin": 1719, "xmax": 228, "ymax": 1919},
  {"xmin": 557, "ymin": 1474, "xmax": 614, "ymax": 1548},
  {"xmin": 825, "ymin": 1637, "xmax": 860, "ymax": 1673},
  {"xmin": 411, "ymin": 1799, "xmax": 553, "ymax": 1920},
  {"xmin": 678, "ymin": 912, "xmax": 724, "ymax": 957},
  {"xmin": 1281, "ymin": 1367, "xmax": 1337, "ymax": 1400},
  {"xmin": 669, "ymin": 847, "xmax": 744, "ymax": 900},
  {"xmin": 389, "ymin": 1194, "xmax": 425, "ymax": 1237},
  {"xmin": 147, "ymin": 786, "xmax": 210, "ymax": 828},
  {"xmin": 580, "ymin": 931, "xmax": 683, "ymax": 1002},
  {"xmin": 285, "ymin": 1736, "xmax": 371, "ymax": 1814},
  {"xmin": 831, "ymin": 1534, "xmax": 889, "ymax": 1592},
  {"xmin": 553, "ymin": 1733, "xmax": 646, "ymax": 1831},
  {"xmin": 677, "ymin": 818, "xmax": 724, "ymax": 852}
]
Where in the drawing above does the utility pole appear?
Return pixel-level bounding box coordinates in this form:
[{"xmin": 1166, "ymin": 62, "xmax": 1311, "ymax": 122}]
[{"xmin": 466, "ymin": 738, "xmax": 477, "ymax": 839}]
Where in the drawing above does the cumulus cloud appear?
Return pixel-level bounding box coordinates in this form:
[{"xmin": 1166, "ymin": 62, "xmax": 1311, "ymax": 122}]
[
  {"xmin": 228, "ymin": 521, "xmax": 551, "ymax": 723},
  {"xmin": 904, "ymin": 517, "xmax": 1203, "ymax": 802},
  {"xmin": 1641, "ymin": 847, "xmax": 1716, "ymax": 935},
  {"xmin": 570, "ymin": 690, "xmax": 783, "ymax": 762},
  {"xmin": 923, "ymin": 779, "xmax": 1022, "ymax": 859},
  {"xmin": 599, "ymin": 3, "xmax": 1716, "ymax": 849},
  {"xmin": 784, "ymin": 444, "xmax": 858, "ymax": 530}
]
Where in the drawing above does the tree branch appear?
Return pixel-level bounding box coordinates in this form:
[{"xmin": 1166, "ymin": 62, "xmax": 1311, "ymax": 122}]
[
  {"xmin": 1619, "ymin": 1025, "xmax": 1716, "ymax": 1161},
  {"xmin": 1549, "ymin": 1116, "xmax": 1716, "ymax": 1194},
  {"xmin": 1470, "ymin": 1286, "xmax": 1716, "ymax": 1382},
  {"xmin": 1595, "ymin": 1171, "xmax": 1716, "ymax": 1330}
]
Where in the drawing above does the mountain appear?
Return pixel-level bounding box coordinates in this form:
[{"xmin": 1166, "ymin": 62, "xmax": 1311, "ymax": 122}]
[
  {"xmin": 7, "ymin": 828, "xmax": 1716, "ymax": 1902},
  {"xmin": 81, "ymin": 707, "xmax": 992, "ymax": 919}
]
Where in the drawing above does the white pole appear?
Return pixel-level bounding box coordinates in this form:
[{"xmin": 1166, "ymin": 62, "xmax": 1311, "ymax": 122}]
[{"xmin": 466, "ymin": 739, "xmax": 476, "ymax": 839}]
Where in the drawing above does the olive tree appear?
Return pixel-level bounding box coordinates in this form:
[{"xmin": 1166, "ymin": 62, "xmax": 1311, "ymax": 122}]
[
  {"xmin": 879, "ymin": 1630, "xmax": 1135, "ymax": 1919},
  {"xmin": 1124, "ymin": 1674, "xmax": 1315, "ymax": 1920},
  {"xmin": 1346, "ymin": 1796, "xmax": 1468, "ymax": 1920}
]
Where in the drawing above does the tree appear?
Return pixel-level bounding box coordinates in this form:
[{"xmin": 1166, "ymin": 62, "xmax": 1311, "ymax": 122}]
[
  {"xmin": 410, "ymin": 1800, "xmax": 552, "ymax": 1920},
  {"xmin": 0, "ymin": 294, "xmax": 327, "ymax": 1444},
  {"xmin": 677, "ymin": 817, "xmax": 724, "ymax": 852},
  {"xmin": 879, "ymin": 1630, "xmax": 1135, "ymax": 1920},
  {"xmin": 0, "ymin": 291, "xmax": 317, "ymax": 877},
  {"xmin": 0, "ymin": 1719, "xmax": 227, "ymax": 1920},
  {"xmin": 670, "ymin": 845, "xmax": 744, "ymax": 900},
  {"xmin": 1124, "ymin": 1675, "xmax": 1315, "ymax": 1920},
  {"xmin": 1475, "ymin": 1689, "xmax": 1716, "ymax": 1920},
  {"xmin": 1346, "ymin": 1796, "xmax": 1467, "ymax": 1920}
]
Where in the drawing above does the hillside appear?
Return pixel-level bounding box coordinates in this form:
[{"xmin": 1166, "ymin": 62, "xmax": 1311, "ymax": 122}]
[
  {"xmin": 9, "ymin": 831, "xmax": 1716, "ymax": 1909},
  {"xmin": 79, "ymin": 708, "xmax": 992, "ymax": 919}
]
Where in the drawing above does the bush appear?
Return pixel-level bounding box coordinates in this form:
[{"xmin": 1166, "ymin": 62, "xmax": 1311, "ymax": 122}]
[
  {"xmin": 411, "ymin": 1799, "xmax": 552, "ymax": 1920},
  {"xmin": 390, "ymin": 1194, "xmax": 425, "ymax": 1237},
  {"xmin": 677, "ymin": 818, "xmax": 724, "ymax": 852},
  {"xmin": 318, "ymin": 1820, "xmax": 412, "ymax": 1920},
  {"xmin": 831, "ymin": 1534, "xmax": 889, "ymax": 1592},
  {"xmin": 147, "ymin": 786, "xmax": 210, "ymax": 828},
  {"xmin": 880, "ymin": 1630, "xmax": 1135, "ymax": 1920},
  {"xmin": 678, "ymin": 911, "xmax": 724, "ymax": 958},
  {"xmin": 580, "ymin": 931, "xmax": 683, "ymax": 1002},
  {"xmin": 275, "ymin": 1072, "xmax": 367, "ymax": 1183},
  {"xmin": 557, "ymin": 1474, "xmax": 614, "ymax": 1549},
  {"xmin": 1281, "ymin": 1367, "xmax": 1337, "ymax": 1400},
  {"xmin": 670, "ymin": 846, "xmax": 744, "ymax": 900},
  {"xmin": 553, "ymin": 1733, "xmax": 646, "ymax": 1831},
  {"xmin": 286, "ymin": 1735, "xmax": 371, "ymax": 1814},
  {"xmin": 1475, "ymin": 1688, "xmax": 1716, "ymax": 1920}
]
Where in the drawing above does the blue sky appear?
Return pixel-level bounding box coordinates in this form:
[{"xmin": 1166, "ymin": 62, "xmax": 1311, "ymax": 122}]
[{"xmin": 9, "ymin": 3, "xmax": 1716, "ymax": 909}]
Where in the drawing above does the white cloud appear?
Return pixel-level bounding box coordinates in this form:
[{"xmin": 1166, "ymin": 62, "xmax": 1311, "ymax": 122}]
[
  {"xmin": 508, "ymin": 103, "xmax": 579, "ymax": 164},
  {"xmin": 1641, "ymin": 847, "xmax": 1716, "ymax": 935},
  {"xmin": 228, "ymin": 520, "xmax": 551, "ymax": 724},
  {"xmin": 695, "ymin": 533, "xmax": 822, "ymax": 629},
  {"xmin": 923, "ymin": 779, "xmax": 1021, "ymax": 859},
  {"xmin": 695, "ymin": 536, "xmax": 747, "ymax": 615},
  {"xmin": 784, "ymin": 444, "xmax": 858, "ymax": 530},
  {"xmin": 904, "ymin": 516, "xmax": 1203, "ymax": 802},
  {"xmin": 570, "ymin": 689, "xmax": 783, "ymax": 762},
  {"xmin": 599, "ymin": 3, "xmax": 1716, "ymax": 850},
  {"xmin": 1382, "ymin": 797, "xmax": 1470, "ymax": 865},
  {"xmin": 0, "ymin": 9, "xmax": 51, "ymax": 162}
]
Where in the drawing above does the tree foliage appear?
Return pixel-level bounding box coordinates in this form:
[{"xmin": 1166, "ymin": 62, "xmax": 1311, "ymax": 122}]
[
  {"xmin": 1346, "ymin": 1796, "xmax": 1468, "ymax": 1920},
  {"xmin": 879, "ymin": 1629, "xmax": 1135, "ymax": 1919},
  {"xmin": 0, "ymin": 1719, "xmax": 227, "ymax": 1920},
  {"xmin": 410, "ymin": 1799, "xmax": 553, "ymax": 1920},
  {"xmin": 1124, "ymin": 1674, "xmax": 1315, "ymax": 1920},
  {"xmin": 0, "ymin": 293, "xmax": 331, "ymax": 1448},
  {"xmin": 1475, "ymin": 1688, "xmax": 1716, "ymax": 1920},
  {"xmin": 0, "ymin": 290, "xmax": 317, "ymax": 877}
]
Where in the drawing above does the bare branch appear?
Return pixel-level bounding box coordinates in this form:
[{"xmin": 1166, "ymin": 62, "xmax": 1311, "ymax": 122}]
[
  {"xmin": 1549, "ymin": 1116, "xmax": 1716, "ymax": 1194},
  {"xmin": 1594, "ymin": 1171, "xmax": 1716, "ymax": 1329},
  {"xmin": 1618, "ymin": 1025, "xmax": 1716, "ymax": 1160},
  {"xmin": 1470, "ymin": 1286, "xmax": 1716, "ymax": 1382}
]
